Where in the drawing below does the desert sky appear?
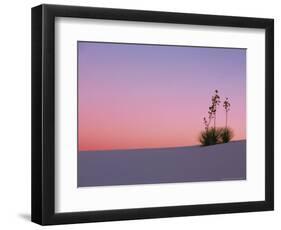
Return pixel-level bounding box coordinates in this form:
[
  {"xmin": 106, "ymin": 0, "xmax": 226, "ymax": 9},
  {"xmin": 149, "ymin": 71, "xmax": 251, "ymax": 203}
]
[{"xmin": 78, "ymin": 42, "xmax": 246, "ymax": 151}]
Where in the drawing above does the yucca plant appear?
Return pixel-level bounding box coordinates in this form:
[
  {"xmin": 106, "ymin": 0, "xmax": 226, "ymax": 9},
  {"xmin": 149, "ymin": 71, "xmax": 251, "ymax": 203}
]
[
  {"xmin": 199, "ymin": 127, "xmax": 222, "ymax": 146},
  {"xmin": 200, "ymin": 90, "xmax": 234, "ymax": 146},
  {"xmin": 219, "ymin": 128, "xmax": 234, "ymax": 143}
]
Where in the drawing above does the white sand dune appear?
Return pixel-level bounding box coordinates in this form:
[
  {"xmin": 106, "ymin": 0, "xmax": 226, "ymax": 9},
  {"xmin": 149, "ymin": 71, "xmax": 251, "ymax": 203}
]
[{"xmin": 78, "ymin": 140, "xmax": 246, "ymax": 187}]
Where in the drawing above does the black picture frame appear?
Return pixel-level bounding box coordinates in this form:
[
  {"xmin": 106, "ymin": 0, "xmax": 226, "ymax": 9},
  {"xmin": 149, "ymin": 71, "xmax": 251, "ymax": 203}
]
[{"xmin": 31, "ymin": 4, "xmax": 274, "ymax": 225}]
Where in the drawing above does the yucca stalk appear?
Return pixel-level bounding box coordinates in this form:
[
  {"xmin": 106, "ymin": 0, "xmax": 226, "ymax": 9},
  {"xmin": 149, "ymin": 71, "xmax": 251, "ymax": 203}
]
[{"xmin": 223, "ymin": 97, "xmax": 231, "ymax": 128}]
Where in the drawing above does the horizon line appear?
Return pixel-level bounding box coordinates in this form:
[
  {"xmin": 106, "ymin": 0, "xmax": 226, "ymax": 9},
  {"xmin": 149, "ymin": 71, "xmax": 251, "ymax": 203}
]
[{"xmin": 79, "ymin": 139, "xmax": 246, "ymax": 153}]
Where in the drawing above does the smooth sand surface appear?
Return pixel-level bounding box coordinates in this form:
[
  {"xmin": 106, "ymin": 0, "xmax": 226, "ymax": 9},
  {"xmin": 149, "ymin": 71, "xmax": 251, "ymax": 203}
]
[{"xmin": 78, "ymin": 140, "xmax": 246, "ymax": 187}]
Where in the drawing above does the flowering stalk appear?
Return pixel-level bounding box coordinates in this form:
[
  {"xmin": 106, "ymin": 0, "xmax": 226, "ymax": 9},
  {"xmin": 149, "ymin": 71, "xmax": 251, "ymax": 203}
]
[
  {"xmin": 210, "ymin": 90, "xmax": 220, "ymax": 129},
  {"xmin": 223, "ymin": 97, "xmax": 231, "ymax": 128},
  {"xmin": 203, "ymin": 90, "xmax": 221, "ymax": 130}
]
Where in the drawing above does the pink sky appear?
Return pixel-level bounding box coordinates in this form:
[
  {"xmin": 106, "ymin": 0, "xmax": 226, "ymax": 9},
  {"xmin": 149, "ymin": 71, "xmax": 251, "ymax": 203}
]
[{"xmin": 78, "ymin": 42, "xmax": 246, "ymax": 151}]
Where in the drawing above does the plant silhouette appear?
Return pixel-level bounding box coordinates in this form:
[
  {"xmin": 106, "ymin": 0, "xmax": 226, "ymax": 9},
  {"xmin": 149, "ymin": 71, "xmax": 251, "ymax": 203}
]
[
  {"xmin": 223, "ymin": 97, "xmax": 231, "ymax": 128},
  {"xmin": 200, "ymin": 90, "xmax": 234, "ymax": 146}
]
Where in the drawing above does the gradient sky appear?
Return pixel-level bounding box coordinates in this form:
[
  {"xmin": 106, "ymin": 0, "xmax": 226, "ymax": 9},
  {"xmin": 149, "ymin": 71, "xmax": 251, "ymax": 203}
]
[{"xmin": 78, "ymin": 42, "xmax": 246, "ymax": 151}]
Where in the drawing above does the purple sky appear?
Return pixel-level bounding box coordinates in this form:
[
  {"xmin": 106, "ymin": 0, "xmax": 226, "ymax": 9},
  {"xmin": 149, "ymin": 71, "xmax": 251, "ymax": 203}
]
[{"xmin": 78, "ymin": 42, "xmax": 246, "ymax": 151}]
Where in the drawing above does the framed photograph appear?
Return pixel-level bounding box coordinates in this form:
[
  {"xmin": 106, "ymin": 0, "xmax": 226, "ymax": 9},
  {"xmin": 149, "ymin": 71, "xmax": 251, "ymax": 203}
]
[{"xmin": 31, "ymin": 4, "xmax": 274, "ymax": 225}]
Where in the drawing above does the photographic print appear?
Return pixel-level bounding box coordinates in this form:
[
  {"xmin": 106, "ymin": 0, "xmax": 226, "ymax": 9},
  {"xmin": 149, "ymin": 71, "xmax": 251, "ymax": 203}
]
[
  {"xmin": 77, "ymin": 42, "xmax": 246, "ymax": 187},
  {"xmin": 32, "ymin": 5, "xmax": 274, "ymax": 224}
]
